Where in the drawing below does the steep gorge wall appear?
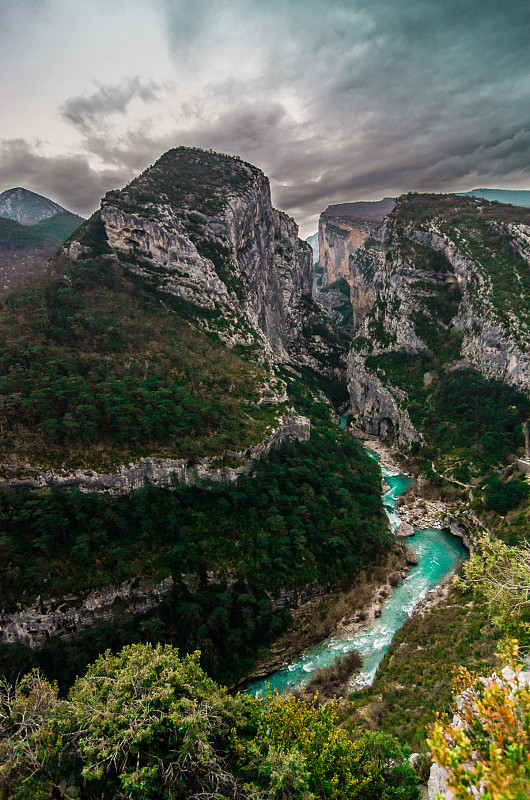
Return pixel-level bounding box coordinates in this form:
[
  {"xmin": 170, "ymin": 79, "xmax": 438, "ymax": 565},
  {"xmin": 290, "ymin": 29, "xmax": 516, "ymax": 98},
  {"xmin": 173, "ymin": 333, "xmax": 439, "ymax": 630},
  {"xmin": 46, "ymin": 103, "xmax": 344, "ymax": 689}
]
[
  {"xmin": 318, "ymin": 213, "xmax": 377, "ymax": 287},
  {"xmin": 87, "ymin": 152, "xmax": 313, "ymax": 361},
  {"xmin": 343, "ymin": 196, "xmax": 530, "ymax": 445},
  {"xmin": 347, "ymin": 352, "xmax": 422, "ymax": 445},
  {"xmin": 316, "ymin": 200, "xmax": 394, "ymax": 332}
]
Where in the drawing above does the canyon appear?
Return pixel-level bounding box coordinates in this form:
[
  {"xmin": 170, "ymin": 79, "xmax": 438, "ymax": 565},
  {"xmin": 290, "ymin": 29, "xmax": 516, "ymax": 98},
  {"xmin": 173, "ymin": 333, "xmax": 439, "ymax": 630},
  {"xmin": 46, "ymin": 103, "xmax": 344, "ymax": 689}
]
[{"xmin": 1, "ymin": 152, "xmax": 529, "ymax": 800}]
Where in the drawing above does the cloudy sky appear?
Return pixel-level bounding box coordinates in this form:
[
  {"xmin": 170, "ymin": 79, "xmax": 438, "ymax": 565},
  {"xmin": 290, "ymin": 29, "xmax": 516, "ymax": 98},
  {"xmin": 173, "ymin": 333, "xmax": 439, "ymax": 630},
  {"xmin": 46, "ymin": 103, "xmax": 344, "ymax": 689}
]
[{"xmin": 1, "ymin": 0, "xmax": 529, "ymax": 236}]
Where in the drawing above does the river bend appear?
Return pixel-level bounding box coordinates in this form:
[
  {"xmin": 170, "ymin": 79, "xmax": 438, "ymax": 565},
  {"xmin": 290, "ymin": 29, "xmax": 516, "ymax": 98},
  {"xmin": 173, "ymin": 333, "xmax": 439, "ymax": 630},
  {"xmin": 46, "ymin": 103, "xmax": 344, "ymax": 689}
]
[{"xmin": 247, "ymin": 445, "xmax": 467, "ymax": 697}]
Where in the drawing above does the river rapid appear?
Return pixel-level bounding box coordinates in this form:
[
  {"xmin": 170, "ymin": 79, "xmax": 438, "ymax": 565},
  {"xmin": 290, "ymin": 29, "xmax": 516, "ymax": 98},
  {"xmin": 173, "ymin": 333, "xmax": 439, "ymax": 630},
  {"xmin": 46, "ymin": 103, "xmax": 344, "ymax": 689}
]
[{"xmin": 246, "ymin": 442, "xmax": 467, "ymax": 697}]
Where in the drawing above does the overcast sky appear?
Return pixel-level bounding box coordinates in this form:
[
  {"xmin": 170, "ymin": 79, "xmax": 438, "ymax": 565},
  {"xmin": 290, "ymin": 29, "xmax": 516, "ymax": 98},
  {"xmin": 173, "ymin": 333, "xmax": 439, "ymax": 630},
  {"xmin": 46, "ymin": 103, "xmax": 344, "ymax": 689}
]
[{"xmin": 1, "ymin": 0, "xmax": 529, "ymax": 236}]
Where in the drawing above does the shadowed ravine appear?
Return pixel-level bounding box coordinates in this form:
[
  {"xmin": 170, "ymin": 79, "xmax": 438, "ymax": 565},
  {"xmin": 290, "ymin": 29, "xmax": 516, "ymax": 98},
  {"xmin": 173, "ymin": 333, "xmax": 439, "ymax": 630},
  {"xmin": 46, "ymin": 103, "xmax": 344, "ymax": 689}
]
[{"xmin": 246, "ymin": 436, "xmax": 467, "ymax": 697}]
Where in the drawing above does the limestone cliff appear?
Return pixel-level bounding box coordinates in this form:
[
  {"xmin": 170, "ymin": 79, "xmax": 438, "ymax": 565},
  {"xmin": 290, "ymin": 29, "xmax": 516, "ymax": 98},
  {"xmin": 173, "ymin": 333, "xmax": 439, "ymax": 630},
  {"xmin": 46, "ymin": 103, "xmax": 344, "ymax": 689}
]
[
  {"xmin": 347, "ymin": 352, "xmax": 422, "ymax": 446},
  {"xmin": 70, "ymin": 148, "xmax": 313, "ymax": 362},
  {"xmin": 315, "ymin": 199, "xmax": 394, "ymax": 331},
  {"xmin": 362, "ymin": 195, "xmax": 530, "ymax": 385},
  {"xmin": 344, "ymin": 193, "xmax": 530, "ymax": 446}
]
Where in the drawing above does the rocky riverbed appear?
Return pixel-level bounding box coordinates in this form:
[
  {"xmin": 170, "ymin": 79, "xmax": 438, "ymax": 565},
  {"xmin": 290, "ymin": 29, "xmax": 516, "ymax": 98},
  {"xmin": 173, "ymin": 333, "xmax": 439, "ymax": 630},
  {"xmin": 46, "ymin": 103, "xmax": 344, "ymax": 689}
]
[
  {"xmin": 398, "ymin": 496, "xmax": 455, "ymax": 530},
  {"xmin": 241, "ymin": 545, "xmax": 414, "ymax": 685}
]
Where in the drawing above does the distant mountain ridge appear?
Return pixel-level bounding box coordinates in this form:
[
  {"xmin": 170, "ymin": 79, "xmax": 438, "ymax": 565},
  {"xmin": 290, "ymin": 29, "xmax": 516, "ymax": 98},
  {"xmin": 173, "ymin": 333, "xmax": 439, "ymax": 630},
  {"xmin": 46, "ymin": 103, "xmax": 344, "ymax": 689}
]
[
  {"xmin": 0, "ymin": 187, "xmax": 70, "ymax": 223},
  {"xmin": 456, "ymin": 188, "xmax": 530, "ymax": 207},
  {"xmin": 0, "ymin": 189, "xmax": 84, "ymax": 295}
]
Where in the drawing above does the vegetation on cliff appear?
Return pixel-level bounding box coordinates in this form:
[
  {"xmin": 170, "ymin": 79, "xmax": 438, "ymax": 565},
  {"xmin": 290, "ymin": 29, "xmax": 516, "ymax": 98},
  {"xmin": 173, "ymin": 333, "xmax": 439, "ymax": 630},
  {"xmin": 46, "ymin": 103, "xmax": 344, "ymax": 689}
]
[
  {"xmin": 106, "ymin": 146, "xmax": 259, "ymax": 218},
  {"xmin": 429, "ymin": 641, "xmax": 530, "ymax": 799},
  {"xmin": 0, "ymin": 408, "xmax": 390, "ymax": 687},
  {"xmin": 0, "ymin": 642, "xmax": 420, "ymax": 800},
  {"xmin": 0, "ymin": 251, "xmax": 274, "ymax": 472},
  {"xmin": 353, "ymin": 193, "xmax": 530, "ymax": 541}
]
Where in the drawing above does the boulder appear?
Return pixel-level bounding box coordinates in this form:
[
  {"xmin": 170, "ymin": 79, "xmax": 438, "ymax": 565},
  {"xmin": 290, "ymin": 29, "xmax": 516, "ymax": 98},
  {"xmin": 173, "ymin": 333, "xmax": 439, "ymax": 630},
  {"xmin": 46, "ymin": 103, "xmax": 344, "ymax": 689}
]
[
  {"xmin": 395, "ymin": 521, "xmax": 415, "ymax": 538},
  {"xmin": 389, "ymin": 572, "xmax": 401, "ymax": 587}
]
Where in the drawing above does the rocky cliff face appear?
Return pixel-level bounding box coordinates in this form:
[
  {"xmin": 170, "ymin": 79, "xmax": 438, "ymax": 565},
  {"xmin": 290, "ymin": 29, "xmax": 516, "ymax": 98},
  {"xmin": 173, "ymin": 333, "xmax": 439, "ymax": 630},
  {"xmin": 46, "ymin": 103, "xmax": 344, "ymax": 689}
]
[
  {"xmin": 69, "ymin": 148, "xmax": 313, "ymax": 362},
  {"xmin": 0, "ymin": 573, "xmax": 330, "ymax": 650},
  {"xmin": 356, "ymin": 195, "xmax": 530, "ymax": 387},
  {"xmin": 347, "ymin": 352, "xmax": 422, "ymax": 445},
  {"xmin": 318, "ymin": 212, "xmax": 377, "ymax": 287},
  {"xmin": 344, "ymin": 194, "xmax": 530, "ymax": 445},
  {"xmin": 315, "ymin": 199, "xmax": 394, "ymax": 332},
  {"xmin": 0, "ymin": 409, "xmax": 310, "ymax": 495}
]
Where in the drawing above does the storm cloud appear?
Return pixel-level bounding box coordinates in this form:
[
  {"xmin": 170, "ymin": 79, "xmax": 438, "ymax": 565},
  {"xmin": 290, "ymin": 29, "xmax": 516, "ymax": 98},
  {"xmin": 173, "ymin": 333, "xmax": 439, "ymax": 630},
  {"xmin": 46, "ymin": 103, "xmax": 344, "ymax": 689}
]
[
  {"xmin": 61, "ymin": 77, "xmax": 160, "ymax": 134},
  {"xmin": 0, "ymin": 0, "xmax": 529, "ymax": 234}
]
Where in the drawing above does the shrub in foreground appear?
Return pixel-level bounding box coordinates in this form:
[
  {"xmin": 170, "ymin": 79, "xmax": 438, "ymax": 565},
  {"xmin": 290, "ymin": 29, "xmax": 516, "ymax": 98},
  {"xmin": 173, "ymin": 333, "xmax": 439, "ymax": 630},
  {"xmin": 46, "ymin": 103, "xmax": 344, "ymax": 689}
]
[{"xmin": 0, "ymin": 643, "xmax": 419, "ymax": 799}]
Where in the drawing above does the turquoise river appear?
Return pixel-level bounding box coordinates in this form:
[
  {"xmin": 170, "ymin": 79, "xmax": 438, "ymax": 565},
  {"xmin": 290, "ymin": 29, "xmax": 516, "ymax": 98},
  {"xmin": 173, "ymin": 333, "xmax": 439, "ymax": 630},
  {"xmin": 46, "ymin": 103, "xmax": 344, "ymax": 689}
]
[{"xmin": 246, "ymin": 443, "xmax": 467, "ymax": 697}]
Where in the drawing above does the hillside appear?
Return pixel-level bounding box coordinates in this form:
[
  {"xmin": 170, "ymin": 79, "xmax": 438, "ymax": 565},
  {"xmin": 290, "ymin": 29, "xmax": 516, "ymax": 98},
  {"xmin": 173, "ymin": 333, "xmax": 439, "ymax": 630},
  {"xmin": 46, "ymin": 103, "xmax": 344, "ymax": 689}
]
[
  {"xmin": 0, "ymin": 186, "xmax": 69, "ymax": 223},
  {"xmin": 340, "ymin": 192, "xmax": 530, "ymax": 538},
  {"xmin": 0, "ymin": 147, "xmax": 390, "ymax": 688},
  {"xmin": 0, "ymin": 211, "xmax": 83, "ymax": 296},
  {"xmin": 0, "ymin": 148, "xmax": 349, "ymax": 477}
]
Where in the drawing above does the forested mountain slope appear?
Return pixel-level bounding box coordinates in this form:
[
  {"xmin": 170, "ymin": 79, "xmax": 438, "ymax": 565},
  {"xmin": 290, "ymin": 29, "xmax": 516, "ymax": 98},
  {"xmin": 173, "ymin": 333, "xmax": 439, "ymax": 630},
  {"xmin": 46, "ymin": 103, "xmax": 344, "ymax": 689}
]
[
  {"xmin": 0, "ymin": 147, "xmax": 389, "ymax": 687},
  {"xmin": 336, "ymin": 193, "xmax": 530, "ymax": 537}
]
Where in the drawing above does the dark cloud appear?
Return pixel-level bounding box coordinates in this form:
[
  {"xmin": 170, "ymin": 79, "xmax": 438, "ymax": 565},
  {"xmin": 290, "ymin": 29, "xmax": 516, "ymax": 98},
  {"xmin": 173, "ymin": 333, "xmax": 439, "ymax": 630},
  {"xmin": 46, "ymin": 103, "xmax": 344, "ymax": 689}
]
[
  {"xmin": 148, "ymin": 0, "xmax": 530, "ymax": 232},
  {"xmin": 0, "ymin": 139, "xmax": 129, "ymax": 216},
  {"xmin": 4, "ymin": 0, "xmax": 530, "ymax": 235},
  {"xmin": 61, "ymin": 77, "xmax": 159, "ymax": 134}
]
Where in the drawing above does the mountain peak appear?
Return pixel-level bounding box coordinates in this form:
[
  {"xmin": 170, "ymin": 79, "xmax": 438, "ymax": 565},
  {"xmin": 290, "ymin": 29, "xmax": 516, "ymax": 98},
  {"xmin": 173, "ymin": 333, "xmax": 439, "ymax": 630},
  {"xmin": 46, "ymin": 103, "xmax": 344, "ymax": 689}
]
[{"xmin": 0, "ymin": 187, "xmax": 69, "ymax": 224}]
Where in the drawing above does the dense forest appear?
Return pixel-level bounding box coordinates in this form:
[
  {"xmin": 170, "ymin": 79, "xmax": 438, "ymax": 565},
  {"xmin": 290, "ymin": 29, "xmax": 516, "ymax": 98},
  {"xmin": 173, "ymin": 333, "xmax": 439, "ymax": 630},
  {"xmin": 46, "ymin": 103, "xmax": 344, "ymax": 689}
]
[
  {"xmin": 0, "ymin": 242, "xmax": 276, "ymax": 471},
  {"xmin": 0, "ymin": 408, "xmax": 390, "ymax": 688}
]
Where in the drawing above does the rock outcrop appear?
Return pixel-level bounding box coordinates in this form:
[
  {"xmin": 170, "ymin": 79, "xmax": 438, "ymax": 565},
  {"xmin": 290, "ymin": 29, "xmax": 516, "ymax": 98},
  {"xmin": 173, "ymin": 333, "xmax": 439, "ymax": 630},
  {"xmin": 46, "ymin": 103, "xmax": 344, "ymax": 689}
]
[
  {"xmin": 427, "ymin": 665, "xmax": 530, "ymax": 799},
  {"xmin": 0, "ymin": 577, "xmax": 175, "ymax": 649},
  {"xmin": 395, "ymin": 521, "xmax": 415, "ymax": 538},
  {"xmin": 0, "ymin": 571, "xmax": 328, "ymax": 650},
  {"xmin": 347, "ymin": 352, "xmax": 422, "ymax": 445},
  {"xmin": 70, "ymin": 148, "xmax": 313, "ymax": 362},
  {"xmin": 0, "ymin": 410, "xmax": 310, "ymax": 495}
]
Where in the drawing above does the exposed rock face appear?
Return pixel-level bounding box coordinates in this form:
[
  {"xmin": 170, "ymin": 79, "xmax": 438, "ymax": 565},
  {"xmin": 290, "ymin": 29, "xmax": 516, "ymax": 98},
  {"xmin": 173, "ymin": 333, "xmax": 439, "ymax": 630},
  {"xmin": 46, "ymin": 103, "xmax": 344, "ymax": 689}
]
[
  {"xmin": 315, "ymin": 199, "xmax": 394, "ymax": 331},
  {"xmin": 319, "ymin": 212, "xmax": 377, "ymax": 287},
  {"xmin": 427, "ymin": 665, "xmax": 530, "ymax": 799},
  {"xmin": 0, "ymin": 577, "xmax": 175, "ymax": 649},
  {"xmin": 0, "ymin": 410, "xmax": 310, "ymax": 495},
  {"xmin": 347, "ymin": 352, "xmax": 422, "ymax": 445},
  {"xmin": 406, "ymin": 222, "xmax": 530, "ymax": 391},
  {"xmin": 305, "ymin": 232, "xmax": 319, "ymax": 264},
  {"xmin": 442, "ymin": 516, "xmax": 475, "ymax": 553},
  {"xmin": 71, "ymin": 148, "xmax": 313, "ymax": 361},
  {"xmin": 270, "ymin": 581, "xmax": 331, "ymax": 612},
  {"xmin": 353, "ymin": 200, "xmax": 530, "ymax": 390},
  {"xmin": 0, "ymin": 571, "xmax": 327, "ymax": 650},
  {"xmin": 343, "ymin": 194, "xmax": 530, "ymax": 446}
]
